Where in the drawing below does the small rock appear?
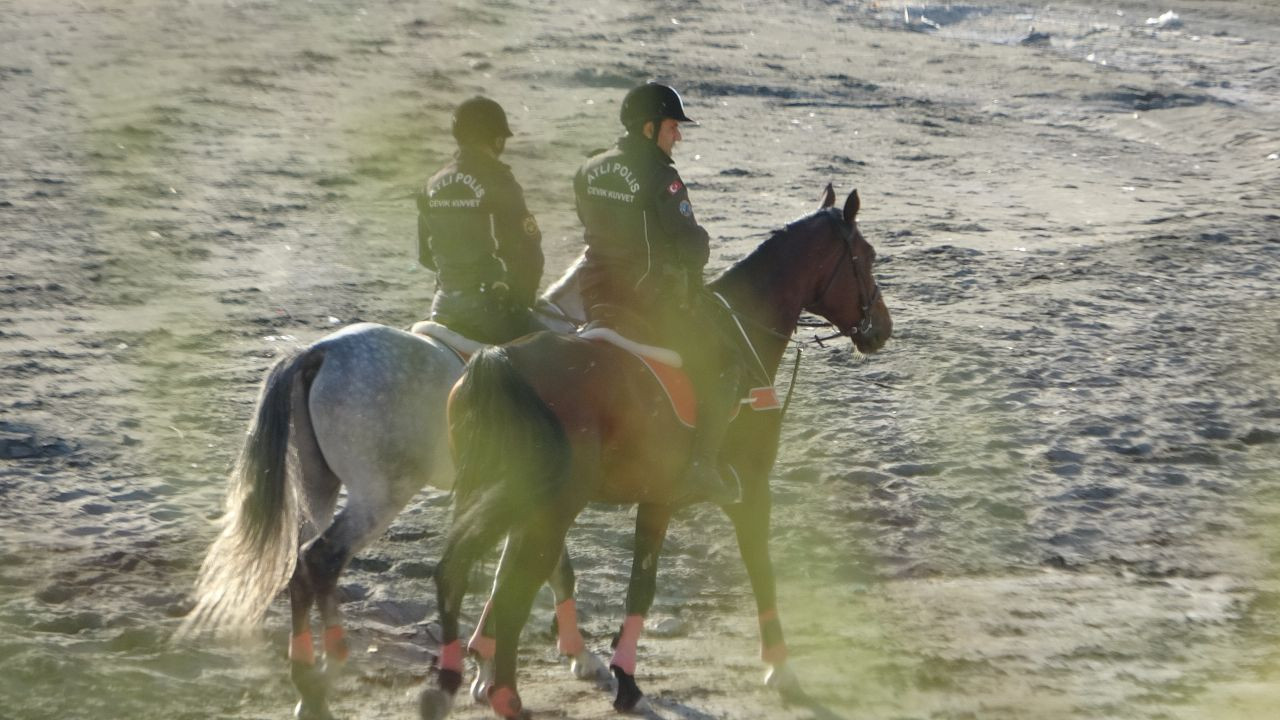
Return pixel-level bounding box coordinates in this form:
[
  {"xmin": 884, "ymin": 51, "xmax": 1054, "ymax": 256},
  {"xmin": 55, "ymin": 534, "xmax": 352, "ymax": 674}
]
[
  {"xmin": 1051, "ymin": 463, "xmax": 1082, "ymax": 478},
  {"xmin": 350, "ymin": 556, "xmax": 392, "ymax": 573},
  {"xmin": 395, "ymin": 561, "xmax": 435, "ymax": 579},
  {"xmin": 33, "ymin": 612, "xmax": 104, "ymax": 634},
  {"xmin": 887, "ymin": 462, "xmax": 946, "ymax": 477},
  {"xmin": 36, "ymin": 584, "xmax": 77, "ymax": 604},
  {"xmin": 0, "ymin": 430, "xmax": 37, "ymax": 459},
  {"xmin": 1241, "ymin": 428, "xmax": 1280, "ymax": 446},
  {"xmin": 648, "ymin": 617, "xmax": 687, "ymax": 637},
  {"xmin": 338, "ymin": 583, "xmax": 370, "ymax": 602},
  {"xmin": 1146, "ymin": 11, "xmax": 1183, "ymax": 29},
  {"xmin": 1020, "ymin": 30, "xmax": 1051, "ymax": 46},
  {"xmin": 1045, "ymin": 449, "xmax": 1085, "ymax": 463}
]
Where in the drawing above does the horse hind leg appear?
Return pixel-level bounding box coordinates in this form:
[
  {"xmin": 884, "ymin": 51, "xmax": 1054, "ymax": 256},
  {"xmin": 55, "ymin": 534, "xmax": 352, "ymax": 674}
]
[
  {"xmin": 466, "ymin": 539, "xmax": 506, "ymax": 705},
  {"xmin": 289, "ymin": 377, "xmax": 344, "ymax": 720},
  {"xmin": 467, "ymin": 544, "xmax": 608, "ymax": 704},
  {"xmin": 545, "ymin": 548, "xmax": 610, "ymax": 686},
  {"xmin": 289, "ymin": 565, "xmax": 334, "ymax": 720},
  {"xmin": 289, "ymin": 520, "xmax": 342, "ymax": 720},
  {"xmin": 484, "ymin": 521, "xmax": 574, "ymax": 720},
  {"xmin": 421, "ymin": 498, "xmax": 541, "ymax": 719}
]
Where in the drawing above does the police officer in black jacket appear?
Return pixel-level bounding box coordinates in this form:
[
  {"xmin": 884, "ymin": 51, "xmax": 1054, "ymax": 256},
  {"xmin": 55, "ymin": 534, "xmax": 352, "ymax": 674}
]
[
  {"xmin": 574, "ymin": 83, "xmax": 740, "ymax": 505},
  {"xmin": 417, "ymin": 96, "xmax": 544, "ymax": 344}
]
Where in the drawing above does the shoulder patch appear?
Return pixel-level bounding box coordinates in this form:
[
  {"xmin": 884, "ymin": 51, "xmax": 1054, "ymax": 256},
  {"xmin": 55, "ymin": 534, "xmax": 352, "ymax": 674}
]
[
  {"xmin": 523, "ymin": 214, "xmax": 539, "ymax": 236},
  {"xmin": 678, "ymin": 200, "xmax": 692, "ymax": 217},
  {"xmin": 668, "ymin": 180, "xmax": 683, "ymax": 195}
]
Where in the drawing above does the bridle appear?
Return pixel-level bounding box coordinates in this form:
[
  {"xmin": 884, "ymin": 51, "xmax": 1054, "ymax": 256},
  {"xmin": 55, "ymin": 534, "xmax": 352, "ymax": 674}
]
[
  {"xmin": 810, "ymin": 209, "xmax": 881, "ymax": 340},
  {"xmin": 707, "ymin": 210, "xmax": 893, "ymax": 416}
]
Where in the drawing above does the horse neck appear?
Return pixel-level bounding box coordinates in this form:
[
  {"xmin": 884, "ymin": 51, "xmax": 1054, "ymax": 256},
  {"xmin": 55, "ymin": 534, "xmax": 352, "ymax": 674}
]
[{"xmin": 709, "ymin": 217, "xmax": 827, "ymax": 380}]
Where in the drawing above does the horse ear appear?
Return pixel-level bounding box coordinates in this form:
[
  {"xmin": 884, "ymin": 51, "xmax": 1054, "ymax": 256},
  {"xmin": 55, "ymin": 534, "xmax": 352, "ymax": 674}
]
[
  {"xmin": 819, "ymin": 183, "xmax": 836, "ymax": 209},
  {"xmin": 842, "ymin": 189, "xmax": 860, "ymax": 224}
]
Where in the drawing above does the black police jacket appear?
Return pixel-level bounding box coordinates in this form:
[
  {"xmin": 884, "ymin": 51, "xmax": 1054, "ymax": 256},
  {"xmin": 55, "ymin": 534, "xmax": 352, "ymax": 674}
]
[
  {"xmin": 417, "ymin": 146, "xmax": 543, "ymax": 306},
  {"xmin": 574, "ymin": 134, "xmax": 710, "ymax": 290}
]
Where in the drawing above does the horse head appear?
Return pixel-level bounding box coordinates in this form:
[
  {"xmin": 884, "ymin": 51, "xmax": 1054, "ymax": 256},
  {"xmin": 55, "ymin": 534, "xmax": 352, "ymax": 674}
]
[{"xmin": 806, "ymin": 184, "xmax": 892, "ymax": 354}]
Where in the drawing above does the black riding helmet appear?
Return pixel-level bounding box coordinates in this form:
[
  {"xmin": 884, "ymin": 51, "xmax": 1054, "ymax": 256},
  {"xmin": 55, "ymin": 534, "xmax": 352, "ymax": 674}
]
[
  {"xmin": 452, "ymin": 96, "xmax": 514, "ymax": 145},
  {"xmin": 620, "ymin": 82, "xmax": 696, "ymax": 134}
]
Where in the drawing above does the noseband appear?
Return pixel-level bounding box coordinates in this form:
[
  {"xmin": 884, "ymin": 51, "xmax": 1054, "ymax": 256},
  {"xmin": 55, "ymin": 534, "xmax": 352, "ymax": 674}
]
[{"xmin": 812, "ymin": 211, "xmax": 881, "ymax": 338}]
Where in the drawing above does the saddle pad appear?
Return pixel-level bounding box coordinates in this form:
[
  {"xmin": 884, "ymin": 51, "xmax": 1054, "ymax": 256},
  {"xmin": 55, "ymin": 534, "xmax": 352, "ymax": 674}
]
[{"xmin": 637, "ymin": 355, "xmax": 698, "ymax": 428}]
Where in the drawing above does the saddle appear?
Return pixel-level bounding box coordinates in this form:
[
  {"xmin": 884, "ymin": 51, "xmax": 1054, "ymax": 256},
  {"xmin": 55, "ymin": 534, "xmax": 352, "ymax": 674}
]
[{"xmin": 579, "ymin": 325, "xmax": 781, "ymax": 428}]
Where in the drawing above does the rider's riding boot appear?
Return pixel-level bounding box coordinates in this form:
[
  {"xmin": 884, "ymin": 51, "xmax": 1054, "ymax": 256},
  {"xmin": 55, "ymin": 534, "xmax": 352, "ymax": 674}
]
[{"xmin": 678, "ymin": 364, "xmax": 742, "ymax": 506}]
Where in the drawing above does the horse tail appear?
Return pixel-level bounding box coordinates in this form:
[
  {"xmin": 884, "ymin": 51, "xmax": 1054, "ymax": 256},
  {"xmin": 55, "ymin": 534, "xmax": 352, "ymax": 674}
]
[
  {"xmin": 177, "ymin": 346, "xmax": 325, "ymax": 639},
  {"xmin": 442, "ymin": 346, "xmax": 568, "ymax": 578}
]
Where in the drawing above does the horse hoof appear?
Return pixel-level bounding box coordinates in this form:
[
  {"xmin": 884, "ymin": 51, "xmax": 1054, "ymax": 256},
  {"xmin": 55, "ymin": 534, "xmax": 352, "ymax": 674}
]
[
  {"xmin": 418, "ymin": 688, "xmax": 454, "ymax": 720},
  {"xmin": 610, "ymin": 665, "xmax": 645, "ymax": 713},
  {"xmin": 765, "ymin": 662, "xmax": 807, "ymax": 702},
  {"xmin": 291, "ymin": 662, "xmax": 333, "ymax": 719},
  {"xmin": 489, "ymin": 686, "xmax": 532, "ymax": 720},
  {"xmin": 569, "ymin": 650, "xmax": 611, "ymax": 687},
  {"xmin": 470, "ymin": 658, "xmax": 495, "ymax": 704},
  {"xmin": 294, "ymin": 700, "xmax": 336, "ymax": 720}
]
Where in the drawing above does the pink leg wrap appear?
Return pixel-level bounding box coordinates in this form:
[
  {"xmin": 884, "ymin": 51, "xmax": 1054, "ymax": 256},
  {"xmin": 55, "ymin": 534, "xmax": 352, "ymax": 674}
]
[
  {"xmin": 439, "ymin": 639, "xmax": 463, "ymax": 673},
  {"xmin": 323, "ymin": 625, "xmax": 349, "ymax": 663},
  {"xmin": 290, "ymin": 631, "xmax": 315, "ymax": 666},
  {"xmin": 609, "ymin": 614, "xmax": 644, "ymax": 675},
  {"xmin": 555, "ymin": 599, "xmax": 585, "ymax": 656},
  {"xmin": 762, "ymin": 641, "xmax": 789, "ymax": 665},
  {"xmin": 489, "ymin": 685, "xmax": 522, "ymax": 718},
  {"xmin": 758, "ymin": 609, "xmax": 788, "ymax": 665},
  {"xmin": 468, "ymin": 600, "xmax": 496, "ymax": 659}
]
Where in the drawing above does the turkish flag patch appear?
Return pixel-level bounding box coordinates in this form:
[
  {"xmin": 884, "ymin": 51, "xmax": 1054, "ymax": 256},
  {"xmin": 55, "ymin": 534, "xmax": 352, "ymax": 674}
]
[{"xmin": 668, "ymin": 180, "xmax": 682, "ymax": 194}]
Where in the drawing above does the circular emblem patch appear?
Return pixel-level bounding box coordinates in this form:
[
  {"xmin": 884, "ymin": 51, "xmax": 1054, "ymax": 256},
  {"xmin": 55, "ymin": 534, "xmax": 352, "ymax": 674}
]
[
  {"xmin": 523, "ymin": 215, "xmax": 539, "ymax": 236},
  {"xmin": 668, "ymin": 180, "xmax": 683, "ymax": 194},
  {"xmin": 678, "ymin": 200, "xmax": 691, "ymax": 217}
]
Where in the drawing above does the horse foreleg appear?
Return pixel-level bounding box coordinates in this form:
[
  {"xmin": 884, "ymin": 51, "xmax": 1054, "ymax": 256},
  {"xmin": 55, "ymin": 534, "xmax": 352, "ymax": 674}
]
[
  {"xmin": 421, "ymin": 519, "xmax": 494, "ymax": 720},
  {"xmin": 609, "ymin": 503, "xmax": 672, "ymax": 713},
  {"xmin": 725, "ymin": 499, "xmax": 805, "ymax": 701}
]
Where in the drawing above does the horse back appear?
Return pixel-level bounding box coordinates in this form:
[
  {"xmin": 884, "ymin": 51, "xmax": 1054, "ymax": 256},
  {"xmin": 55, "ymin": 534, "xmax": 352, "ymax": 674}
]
[{"xmin": 503, "ymin": 332, "xmax": 694, "ymax": 504}]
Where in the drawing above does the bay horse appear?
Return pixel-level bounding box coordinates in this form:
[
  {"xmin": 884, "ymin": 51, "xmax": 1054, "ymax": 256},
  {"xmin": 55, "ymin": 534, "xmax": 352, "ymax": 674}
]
[
  {"xmin": 175, "ymin": 260, "xmax": 610, "ymax": 720},
  {"xmin": 422, "ymin": 186, "xmax": 892, "ymax": 720}
]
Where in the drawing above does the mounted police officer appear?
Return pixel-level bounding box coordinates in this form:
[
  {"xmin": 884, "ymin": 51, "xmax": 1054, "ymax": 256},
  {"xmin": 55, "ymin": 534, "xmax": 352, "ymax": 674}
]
[
  {"xmin": 417, "ymin": 96, "xmax": 544, "ymax": 344},
  {"xmin": 574, "ymin": 82, "xmax": 741, "ymax": 505}
]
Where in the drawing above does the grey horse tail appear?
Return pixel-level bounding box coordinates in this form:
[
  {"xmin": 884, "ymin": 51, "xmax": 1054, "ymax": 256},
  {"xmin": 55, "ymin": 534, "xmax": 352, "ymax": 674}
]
[
  {"xmin": 176, "ymin": 346, "xmax": 326, "ymax": 639},
  {"xmin": 444, "ymin": 346, "xmax": 568, "ymax": 569}
]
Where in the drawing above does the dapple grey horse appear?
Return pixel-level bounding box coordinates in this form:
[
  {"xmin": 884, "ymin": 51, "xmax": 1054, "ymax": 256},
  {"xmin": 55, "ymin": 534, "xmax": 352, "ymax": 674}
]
[{"xmin": 177, "ymin": 257, "xmax": 607, "ymax": 720}]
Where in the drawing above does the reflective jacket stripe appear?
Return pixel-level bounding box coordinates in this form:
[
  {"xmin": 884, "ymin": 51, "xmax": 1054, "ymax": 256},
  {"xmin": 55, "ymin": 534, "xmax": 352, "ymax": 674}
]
[{"xmin": 635, "ymin": 210, "xmax": 652, "ymax": 290}]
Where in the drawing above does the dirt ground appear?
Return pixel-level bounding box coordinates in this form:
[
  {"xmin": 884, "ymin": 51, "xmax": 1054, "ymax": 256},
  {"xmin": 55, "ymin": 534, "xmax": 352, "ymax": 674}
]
[{"xmin": 2, "ymin": 0, "xmax": 1279, "ymax": 718}]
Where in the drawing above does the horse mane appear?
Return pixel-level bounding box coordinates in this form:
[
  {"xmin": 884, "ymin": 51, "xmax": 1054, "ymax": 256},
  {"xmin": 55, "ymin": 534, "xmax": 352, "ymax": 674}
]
[{"xmin": 710, "ymin": 207, "xmax": 840, "ymax": 289}]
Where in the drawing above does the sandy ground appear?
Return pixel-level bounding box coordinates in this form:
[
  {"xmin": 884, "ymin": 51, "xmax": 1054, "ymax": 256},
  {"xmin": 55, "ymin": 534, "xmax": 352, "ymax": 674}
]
[{"xmin": 2, "ymin": 0, "xmax": 1280, "ymax": 718}]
